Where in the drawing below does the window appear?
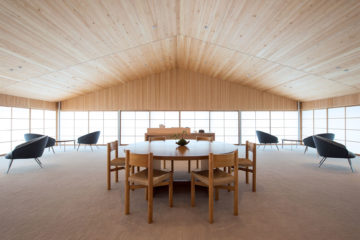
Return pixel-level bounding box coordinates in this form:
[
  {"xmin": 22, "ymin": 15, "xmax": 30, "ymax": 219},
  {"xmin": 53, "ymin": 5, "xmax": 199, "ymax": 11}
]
[
  {"xmin": 302, "ymin": 110, "xmax": 313, "ymax": 139},
  {"xmin": 121, "ymin": 111, "xmax": 149, "ymax": 144},
  {"xmin": 180, "ymin": 111, "xmax": 209, "ymax": 133},
  {"xmin": 60, "ymin": 111, "xmax": 75, "ymax": 140},
  {"xmin": 346, "ymin": 106, "xmax": 360, "ymax": 153},
  {"xmin": 328, "ymin": 107, "xmax": 345, "ymax": 144},
  {"xmin": 12, "ymin": 108, "xmax": 29, "ymax": 147},
  {"xmin": 44, "ymin": 110, "xmax": 56, "ymax": 138},
  {"xmin": 241, "ymin": 111, "xmax": 256, "ymax": 144},
  {"xmin": 150, "ymin": 111, "xmax": 179, "ymax": 128},
  {"xmin": 271, "ymin": 111, "xmax": 298, "ymax": 141},
  {"xmin": 31, "ymin": 109, "xmax": 44, "ymax": 134},
  {"xmin": 104, "ymin": 111, "xmax": 118, "ymax": 144},
  {"xmin": 314, "ymin": 109, "xmax": 327, "ymax": 134},
  {"xmin": 0, "ymin": 106, "xmax": 12, "ymax": 154},
  {"xmin": 210, "ymin": 111, "xmax": 238, "ymax": 144},
  {"xmin": 74, "ymin": 112, "xmax": 88, "ymax": 138}
]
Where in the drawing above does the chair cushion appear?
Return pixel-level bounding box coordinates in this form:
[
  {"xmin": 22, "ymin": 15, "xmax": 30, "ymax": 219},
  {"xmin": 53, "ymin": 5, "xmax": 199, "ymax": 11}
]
[
  {"xmin": 110, "ymin": 158, "xmax": 125, "ymax": 166},
  {"xmin": 128, "ymin": 169, "xmax": 171, "ymax": 186},
  {"xmin": 238, "ymin": 158, "xmax": 253, "ymax": 167},
  {"xmin": 192, "ymin": 168, "xmax": 234, "ymax": 186}
]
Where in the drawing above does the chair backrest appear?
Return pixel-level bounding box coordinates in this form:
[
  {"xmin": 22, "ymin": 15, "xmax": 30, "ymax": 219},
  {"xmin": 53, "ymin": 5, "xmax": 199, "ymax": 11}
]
[
  {"xmin": 196, "ymin": 136, "xmax": 213, "ymax": 141},
  {"xmin": 246, "ymin": 141, "xmax": 256, "ymax": 167},
  {"xmin": 209, "ymin": 150, "xmax": 238, "ymax": 183},
  {"xmin": 125, "ymin": 150, "xmax": 154, "ymax": 185},
  {"xmin": 149, "ymin": 136, "xmax": 166, "ymax": 142},
  {"xmin": 256, "ymin": 130, "xmax": 278, "ymax": 144},
  {"xmin": 313, "ymin": 136, "xmax": 348, "ymax": 158},
  {"xmin": 78, "ymin": 131, "xmax": 101, "ymax": 144},
  {"xmin": 107, "ymin": 141, "xmax": 118, "ymax": 163},
  {"xmin": 12, "ymin": 136, "xmax": 48, "ymax": 159}
]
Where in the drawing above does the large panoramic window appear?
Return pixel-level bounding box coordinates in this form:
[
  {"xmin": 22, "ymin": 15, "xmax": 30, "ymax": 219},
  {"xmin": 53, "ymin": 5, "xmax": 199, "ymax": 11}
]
[
  {"xmin": 60, "ymin": 111, "xmax": 75, "ymax": 140},
  {"xmin": 314, "ymin": 109, "xmax": 327, "ymax": 134},
  {"xmin": 12, "ymin": 108, "xmax": 30, "ymax": 148},
  {"xmin": 180, "ymin": 111, "xmax": 210, "ymax": 133},
  {"xmin": 0, "ymin": 106, "xmax": 12, "ymax": 154},
  {"xmin": 103, "ymin": 111, "xmax": 118, "ymax": 144},
  {"xmin": 210, "ymin": 111, "xmax": 238, "ymax": 144},
  {"xmin": 302, "ymin": 110, "xmax": 313, "ymax": 139},
  {"xmin": 121, "ymin": 111, "xmax": 149, "ymax": 144},
  {"xmin": 346, "ymin": 106, "xmax": 360, "ymax": 153},
  {"xmin": 328, "ymin": 107, "xmax": 345, "ymax": 144},
  {"xmin": 271, "ymin": 111, "xmax": 299, "ymax": 141},
  {"xmin": 150, "ymin": 111, "xmax": 179, "ymax": 128},
  {"xmin": 31, "ymin": 109, "xmax": 56, "ymax": 139}
]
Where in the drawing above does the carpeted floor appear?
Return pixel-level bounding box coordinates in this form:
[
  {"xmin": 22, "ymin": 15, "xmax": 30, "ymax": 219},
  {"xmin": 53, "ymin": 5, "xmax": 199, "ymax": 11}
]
[{"xmin": 0, "ymin": 145, "xmax": 359, "ymax": 240}]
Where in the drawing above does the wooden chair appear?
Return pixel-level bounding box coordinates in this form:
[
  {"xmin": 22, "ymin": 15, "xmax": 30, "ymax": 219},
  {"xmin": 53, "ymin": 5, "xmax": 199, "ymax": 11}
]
[
  {"xmin": 189, "ymin": 136, "xmax": 213, "ymax": 172},
  {"xmin": 125, "ymin": 150, "xmax": 173, "ymax": 223},
  {"xmin": 191, "ymin": 150, "xmax": 238, "ymax": 223},
  {"xmin": 107, "ymin": 141, "xmax": 125, "ymax": 190},
  {"xmin": 148, "ymin": 136, "xmax": 171, "ymax": 171},
  {"xmin": 238, "ymin": 141, "xmax": 257, "ymax": 192}
]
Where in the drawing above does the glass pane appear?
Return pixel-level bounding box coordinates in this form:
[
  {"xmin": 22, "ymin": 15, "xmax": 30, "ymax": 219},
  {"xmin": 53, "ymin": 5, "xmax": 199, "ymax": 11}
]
[
  {"xmin": 150, "ymin": 111, "xmax": 164, "ymax": 119},
  {"xmin": 12, "ymin": 108, "xmax": 29, "ymax": 118},
  {"xmin": 328, "ymin": 119, "xmax": 345, "ymax": 129},
  {"xmin": 328, "ymin": 107, "xmax": 345, "ymax": 118},
  {"xmin": 61, "ymin": 111, "xmax": 74, "ymax": 119},
  {"xmin": 45, "ymin": 110, "xmax": 56, "ymax": 119},
  {"xmin": 271, "ymin": 111, "xmax": 283, "ymax": 119},
  {"xmin": 0, "ymin": 142, "xmax": 11, "ymax": 154},
  {"xmin": 13, "ymin": 119, "xmax": 29, "ymax": 130},
  {"xmin": 181, "ymin": 111, "xmax": 194, "ymax": 119},
  {"xmin": 75, "ymin": 112, "xmax": 88, "ymax": 119},
  {"xmin": 346, "ymin": 106, "xmax": 360, "ymax": 118},
  {"xmin": 31, "ymin": 109, "xmax": 43, "ymax": 119},
  {"xmin": 224, "ymin": 112, "xmax": 238, "ymax": 119},
  {"xmin": 346, "ymin": 141, "xmax": 360, "ymax": 153},
  {"xmin": 210, "ymin": 112, "xmax": 224, "ymax": 119},
  {"xmin": 121, "ymin": 111, "xmax": 135, "ymax": 119},
  {"xmin": 104, "ymin": 111, "xmax": 118, "ymax": 119},
  {"xmin": 31, "ymin": 119, "xmax": 44, "ymax": 130},
  {"xmin": 0, "ymin": 106, "xmax": 11, "ymax": 118},
  {"xmin": 314, "ymin": 109, "xmax": 326, "ymax": 119},
  {"xmin": 346, "ymin": 130, "xmax": 360, "ymax": 142},
  {"xmin": 256, "ymin": 111, "xmax": 269, "ymax": 119},
  {"xmin": 89, "ymin": 111, "xmax": 103, "ymax": 119},
  {"xmin": 45, "ymin": 119, "xmax": 56, "ymax": 129},
  {"xmin": 136, "ymin": 111, "xmax": 149, "ymax": 119},
  {"xmin": 241, "ymin": 111, "xmax": 255, "ymax": 119},
  {"xmin": 284, "ymin": 111, "xmax": 298, "ymax": 119},
  {"xmin": 0, "ymin": 119, "xmax": 11, "ymax": 130},
  {"xmin": 165, "ymin": 111, "xmax": 179, "ymax": 119},
  {"xmin": 195, "ymin": 111, "xmax": 209, "ymax": 119},
  {"xmin": 346, "ymin": 119, "xmax": 360, "ymax": 130},
  {"xmin": 0, "ymin": 130, "xmax": 11, "ymax": 142},
  {"xmin": 302, "ymin": 110, "xmax": 313, "ymax": 119}
]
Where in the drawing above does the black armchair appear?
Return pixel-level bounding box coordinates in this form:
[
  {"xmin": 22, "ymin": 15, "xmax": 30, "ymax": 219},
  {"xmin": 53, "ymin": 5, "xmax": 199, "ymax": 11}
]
[
  {"xmin": 313, "ymin": 136, "xmax": 356, "ymax": 172},
  {"xmin": 303, "ymin": 133, "xmax": 335, "ymax": 154},
  {"xmin": 5, "ymin": 136, "xmax": 48, "ymax": 173},
  {"xmin": 256, "ymin": 130, "xmax": 279, "ymax": 150},
  {"xmin": 24, "ymin": 133, "xmax": 56, "ymax": 154},
  {"xmin": 77, "ymin": 131, "xmax": 101, "ymax": 151}
]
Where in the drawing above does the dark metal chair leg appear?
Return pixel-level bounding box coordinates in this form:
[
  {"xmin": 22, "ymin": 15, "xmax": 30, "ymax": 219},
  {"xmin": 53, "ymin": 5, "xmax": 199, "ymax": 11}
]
[
  {"xmin": 51, "ymin": 147, "xmax": 55, "ymax": 154},
  {"xmin": 90, "ymin": 144, "xmax": 93, "ymax": 152},
  {"xmin": 348, "ymin": 158, "xmax": 354, "ymax": 172},
  {"xmin": 34, "ymin": 158, "xmax": 43, "ymax": 168},
  {"xmin": 77, "ymin": 144, "xmax": 81, "ymax": 151},
  {"xmin": 275, "ymin": 144, "xmax": 279, "ymax": 151},
  {"xmin": 304, "ymin": 146, "xmax": 308, "ymax": 154},
  {"xmin": 263, "ymin": 144, "xmax": 266, "ymax": 150},
  {"xmin": 318, "ymin": 157, "xmax": 325, "ymax": 165},
  {"xmin": 7, "ymin": 159, "xmax": 14, "ymax": 174},
  {"xmin": 319, "ymin": 157, "xmax": 327, "ymax": 168}
]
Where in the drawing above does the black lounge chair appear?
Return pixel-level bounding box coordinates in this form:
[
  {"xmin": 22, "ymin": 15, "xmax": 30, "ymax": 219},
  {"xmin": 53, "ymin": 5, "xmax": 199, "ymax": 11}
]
[
  {"xmin": 313, "ymin": 136, "xmax": 356, "ymax": 172},
  {"xmin": 5, "ymin": 136, "xmax": 48, "ymax": 173},
  {"xmin": 256, "ymin": 130, "xmax": 279, "ymax": 150},
  {"xmin": 77, "ymin": 131, "xmax": 101, "ymax": 151},
  {"xmin": 303, "ymin": 133, "xmax": 334, "ymax": 154},
  {"xmin": 24, "ymin": 133, "xmax": 56, "ymax": 154}
]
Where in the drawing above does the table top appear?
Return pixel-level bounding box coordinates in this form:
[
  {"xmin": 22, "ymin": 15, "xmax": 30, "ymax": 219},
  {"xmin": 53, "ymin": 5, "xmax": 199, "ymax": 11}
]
[
  {"xmin": 282, "ymin": 139, "xmax": 302, "ymax": 142},
  {"xmin": 124, "ymin": 140, "xmax": 237, "ymax": 160},
  {"xmin": 56, "ymin": 139, "xmax": 75, "ymax": 142}
]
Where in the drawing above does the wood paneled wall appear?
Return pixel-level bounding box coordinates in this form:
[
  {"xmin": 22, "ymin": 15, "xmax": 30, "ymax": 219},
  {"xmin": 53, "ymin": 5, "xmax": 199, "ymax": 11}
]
[
  {"xmin": 61, "ymin": 69, "xmax": 297, "ymax": 111},
  {"xmin": 0, "ymin": 93, "xmax": 57, "ymax": 110},
  {"xmin": 302, "ymin": 92, "xmax": 360, "ymax": 110}
]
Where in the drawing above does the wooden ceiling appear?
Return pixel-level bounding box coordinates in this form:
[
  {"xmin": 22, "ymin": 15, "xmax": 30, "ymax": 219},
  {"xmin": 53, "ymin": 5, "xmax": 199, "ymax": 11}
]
[{"xmin": 1, "ymin": 0, "xmax": 359, "ymax": 102}]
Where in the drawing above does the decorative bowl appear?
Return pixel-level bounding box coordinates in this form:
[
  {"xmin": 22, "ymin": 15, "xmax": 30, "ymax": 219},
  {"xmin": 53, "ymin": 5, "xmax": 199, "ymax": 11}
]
[{"xmin": 176, "ymin": 138, "xmax": 190, "ymax": 146}]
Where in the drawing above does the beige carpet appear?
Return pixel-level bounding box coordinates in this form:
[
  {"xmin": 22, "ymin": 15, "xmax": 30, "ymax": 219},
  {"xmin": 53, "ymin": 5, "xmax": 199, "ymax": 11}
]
[{"xmin": 0, "ymin": 146, "xmax": 359, "ymax": 240}]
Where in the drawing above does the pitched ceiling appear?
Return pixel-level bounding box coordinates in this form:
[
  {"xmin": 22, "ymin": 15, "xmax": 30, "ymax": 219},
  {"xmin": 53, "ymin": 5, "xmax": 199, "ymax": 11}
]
[{"xmin": 0, "ymin": 0, "xmax": 359, "ymax": 102}]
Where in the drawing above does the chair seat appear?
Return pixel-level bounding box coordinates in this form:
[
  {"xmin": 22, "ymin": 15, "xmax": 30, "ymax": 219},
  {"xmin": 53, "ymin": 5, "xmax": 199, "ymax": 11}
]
[
  {"xmin": 192, "ymin": 168, "xmax": 234, "ymax": 186},
  {"xmin": 110, "ymin": 157, "xmax": 125, "ymax": 166},
  {"xmin": 348, "ymin": 151, "xmax": 356, "ymax": 158},
  {"xmin": 238, "ymin": 158, "xmax": 253, "ymax": 167},
  {"xmin": 128, "ymin": 169, "xmax": 171, "ymax": 186}
]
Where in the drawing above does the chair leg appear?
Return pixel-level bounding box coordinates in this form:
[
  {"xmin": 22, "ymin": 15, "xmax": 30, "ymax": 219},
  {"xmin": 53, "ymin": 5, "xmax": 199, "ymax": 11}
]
[
  {"xmin": 275, "ymin": 144, "xmax": 279, "ymax": 151},
  {"xmin": 318, "ymin": 157, "xmax": 325, "ymax": 165},
  {"xmin": 115, "ymin": 169, "xmax": 119, "ymax": 182},
  {"xmin": 77, "ymin": 144, "xmax": 80, "ymax": 151},
  {"xmin": 246, "ymin": 168, "xmax": 249, "ymax": 184},
  {"xmin": 171, "ymin": 160, "xmax": 174, "ymax": 172},
  {"xmin": 252, "ymin": 170, "xmax": 256, "ymax": 192},
  {"xmin": 90, "ymin": 144, "xmax": 93, "ymax": 152},
  {"xmin": 234, "ymin": 182, "xmax": 238, "ymax": 216},
  {"xmin": 188, "ymin": 160, "xmax": 191, "ymax": 173},
  {"xmin": 51, "ymin": 146, "xmax": 55, "ymax": 154},
  {"xmin": 263, "ymin": 144, "xmax": 266, "ymax": 150},
  {"xmin": 148, "ymin": 185, "xmax": 153, "ymax": 223},
  {"xmin": 196, "ymin": 160, "xmax": 199, "ymax": 169},
  {"xmin": 125, "ymin": 180, "xmax": 130, "ymax": 215},
  {"xmin": 163, "ymin": 160, "xmax": 166, "ymax": 169},
  {"xmin": 191, "ymin": 174, "xmax": 195, "ymax": 207},
  {"xmin": 169, "ymin": 173, "xmax": 173, "ymax": 207},
  {"xmin": 107, "ymin": 166, "xmax": 111, "ymax": 190},
  {"xmin": 6, "ymin": 159, "xmax": 14, "ymax": 174},
  {"xmin": 304, "ymin": 146, "xmax": 308, "ymax": 154},
  {"xmin": 348, "ymin": 158, "xmax": 354, "ymax": 172},
  {"xmin": 319, "ymin": 157, "xmax": 327, "ymax": 168},
  {"xmin": 209, "ymin": 185, "xmax": 214, "ymax": 223},
  {"xmin": 34, "ymin": 158, "xmax": 43, "ymax": 168}
]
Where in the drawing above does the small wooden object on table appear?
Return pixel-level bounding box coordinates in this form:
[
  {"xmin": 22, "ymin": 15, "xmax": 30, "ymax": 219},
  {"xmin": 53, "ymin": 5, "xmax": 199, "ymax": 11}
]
[{"xmin": 55, "ymin": 139, "xmax": 75, "ymax": 152}]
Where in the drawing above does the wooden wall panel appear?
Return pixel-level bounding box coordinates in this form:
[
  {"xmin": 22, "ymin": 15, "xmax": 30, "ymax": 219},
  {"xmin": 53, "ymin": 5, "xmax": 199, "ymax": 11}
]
[
  {"xmin": 302, "ymin": 92, "xmax": 360, "ymax": 110},
  {"xmin": 61, "ymin": 69, "xmax": 297, "ymax": 111},
  {"xmin": 0, "ymin": 93, "xmax": 57, "ymax": 110}
]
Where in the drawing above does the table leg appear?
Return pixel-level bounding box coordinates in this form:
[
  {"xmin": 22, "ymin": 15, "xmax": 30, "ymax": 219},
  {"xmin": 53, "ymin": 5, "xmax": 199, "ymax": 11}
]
[{"xmin": 282, "ymin": 140, "xmax": 284, "ymax": 149}]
